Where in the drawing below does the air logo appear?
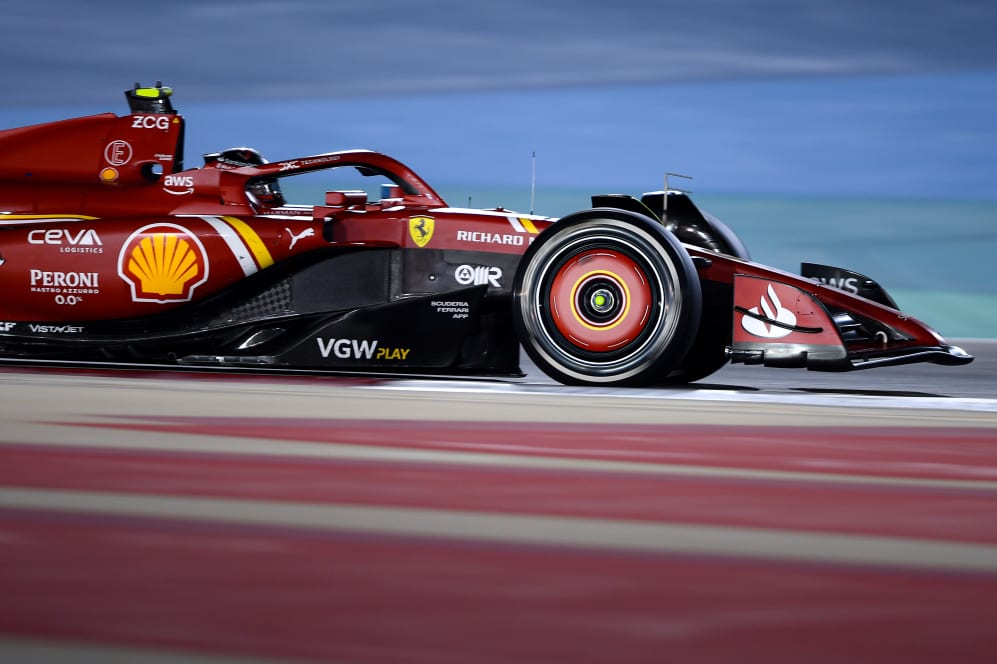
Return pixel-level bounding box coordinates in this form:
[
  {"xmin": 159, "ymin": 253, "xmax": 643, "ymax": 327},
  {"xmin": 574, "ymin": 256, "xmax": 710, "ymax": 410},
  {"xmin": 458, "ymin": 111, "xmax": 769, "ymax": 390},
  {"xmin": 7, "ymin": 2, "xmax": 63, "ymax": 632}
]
[{"xmin": 455, "ymin": 264, "xmax": 502, "ymax": 288}]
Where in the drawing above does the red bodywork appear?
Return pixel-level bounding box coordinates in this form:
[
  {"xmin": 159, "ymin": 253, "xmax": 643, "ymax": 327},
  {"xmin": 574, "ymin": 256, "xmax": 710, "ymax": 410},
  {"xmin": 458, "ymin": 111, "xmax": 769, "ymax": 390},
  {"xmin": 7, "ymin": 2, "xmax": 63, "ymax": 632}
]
[
  {"xmin": 0, "ymin": 108, "xmax": 550, "ymax": 322},
  {"xmin": 709, "ymin": 256, "xmax": 952, "ymax": 365},
  {"xmin": 0, "ymin": 85, "xmax": 971, "ymax": 376}
]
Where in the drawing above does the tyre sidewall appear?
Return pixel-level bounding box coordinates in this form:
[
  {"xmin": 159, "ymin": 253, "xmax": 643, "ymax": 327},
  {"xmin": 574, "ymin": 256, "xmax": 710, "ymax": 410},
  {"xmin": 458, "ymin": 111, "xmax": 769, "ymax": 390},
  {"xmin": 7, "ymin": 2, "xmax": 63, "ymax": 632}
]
[{"xmin": 513, "ymin": 209, "xmax": 701, "ymax": 386}]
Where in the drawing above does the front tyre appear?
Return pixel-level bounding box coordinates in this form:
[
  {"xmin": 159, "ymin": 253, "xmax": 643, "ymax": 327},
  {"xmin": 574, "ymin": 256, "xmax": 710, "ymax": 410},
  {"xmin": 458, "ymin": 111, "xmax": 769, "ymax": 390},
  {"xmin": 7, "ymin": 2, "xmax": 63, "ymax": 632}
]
[{"xmin": 513, "ymin": 209, "xmax": 702, "ymax": 386}]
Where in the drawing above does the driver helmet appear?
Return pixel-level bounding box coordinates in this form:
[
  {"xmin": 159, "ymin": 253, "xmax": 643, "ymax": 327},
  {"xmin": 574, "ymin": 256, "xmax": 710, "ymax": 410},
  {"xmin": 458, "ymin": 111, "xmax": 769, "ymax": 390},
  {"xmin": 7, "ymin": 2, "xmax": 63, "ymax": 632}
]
[
  {"xmin": 247, "ymin": 178, "xmax": 285, "ymax": 207},
  {"xmin": 203, "ymin": 147, "xmax": 285, "ymax": 207},
  {"xmin": 203, "ymin": 147, "xmax": 268, "ymax": 168}
]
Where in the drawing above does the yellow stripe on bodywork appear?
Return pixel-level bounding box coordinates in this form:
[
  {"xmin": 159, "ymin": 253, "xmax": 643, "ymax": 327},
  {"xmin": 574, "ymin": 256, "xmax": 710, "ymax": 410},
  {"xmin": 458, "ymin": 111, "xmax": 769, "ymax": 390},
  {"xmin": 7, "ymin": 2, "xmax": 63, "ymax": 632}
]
[
  {"xmin": 518, "ymin": 217, "xmax": 540, "ymax": 234},
  {"xmin": 0, "ymin": 214, "xmax": 98, "ymax": 221},
  {"xmin": 220, "ymin": 216, "xmax": 274, "ymax": 269}
]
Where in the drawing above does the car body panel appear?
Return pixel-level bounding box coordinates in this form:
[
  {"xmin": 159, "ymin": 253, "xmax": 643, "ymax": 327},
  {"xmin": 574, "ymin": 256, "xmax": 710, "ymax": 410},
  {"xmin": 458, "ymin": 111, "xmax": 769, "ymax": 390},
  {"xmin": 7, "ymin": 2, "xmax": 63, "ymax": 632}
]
[{"xmin": 0, "ymin": 84, "xmax": 972, "ymax": 381}]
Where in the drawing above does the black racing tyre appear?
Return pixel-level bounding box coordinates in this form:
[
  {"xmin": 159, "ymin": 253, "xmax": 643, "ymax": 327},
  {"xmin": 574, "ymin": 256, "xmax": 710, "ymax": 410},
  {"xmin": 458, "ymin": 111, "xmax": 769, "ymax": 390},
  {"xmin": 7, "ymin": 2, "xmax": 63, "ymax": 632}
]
[
  {"xmin": 658, "ymin": 325, "xmax": 730, "ymax": 384},
  {"xmin": 657, "ymin": 279, "xmax": 734, "ymax": 384},
  {"xmin": 512, "ymin": 208, "xmax": 702, "ymax": 386}
]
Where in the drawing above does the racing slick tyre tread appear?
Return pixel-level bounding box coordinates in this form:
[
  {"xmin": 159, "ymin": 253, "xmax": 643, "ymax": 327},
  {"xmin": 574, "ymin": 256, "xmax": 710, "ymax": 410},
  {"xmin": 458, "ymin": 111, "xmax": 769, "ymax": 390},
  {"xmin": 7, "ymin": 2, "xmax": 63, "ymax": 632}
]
[{"xmin": 513, "ymin": 208, "xmax": 702, "ymax": 386}]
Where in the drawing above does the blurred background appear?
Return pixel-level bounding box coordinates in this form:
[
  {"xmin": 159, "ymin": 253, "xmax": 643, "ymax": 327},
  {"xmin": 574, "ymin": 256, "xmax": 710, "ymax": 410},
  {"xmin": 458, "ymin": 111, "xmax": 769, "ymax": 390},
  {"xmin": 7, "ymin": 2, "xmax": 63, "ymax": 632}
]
[{"xmin": 2, "ymin": 0, "xmax": 995, "ymax": 337}]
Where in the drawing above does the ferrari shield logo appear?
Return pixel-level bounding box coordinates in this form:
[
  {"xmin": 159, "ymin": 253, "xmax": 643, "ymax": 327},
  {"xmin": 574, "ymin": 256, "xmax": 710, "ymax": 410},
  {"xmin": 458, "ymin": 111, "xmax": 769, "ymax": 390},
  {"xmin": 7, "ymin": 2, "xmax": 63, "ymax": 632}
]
[{"xmin": 408, "ymin": 216, "xmax": 434, "ymax": 248}]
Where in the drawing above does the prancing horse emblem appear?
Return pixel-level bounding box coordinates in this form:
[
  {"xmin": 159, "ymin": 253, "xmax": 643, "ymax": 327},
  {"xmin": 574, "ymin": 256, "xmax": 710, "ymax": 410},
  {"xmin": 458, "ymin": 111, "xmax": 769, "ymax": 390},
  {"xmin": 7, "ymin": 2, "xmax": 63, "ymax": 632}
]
[{"xmin": 408, "ymin": 216, "xmax": 434, "ymax": 248}]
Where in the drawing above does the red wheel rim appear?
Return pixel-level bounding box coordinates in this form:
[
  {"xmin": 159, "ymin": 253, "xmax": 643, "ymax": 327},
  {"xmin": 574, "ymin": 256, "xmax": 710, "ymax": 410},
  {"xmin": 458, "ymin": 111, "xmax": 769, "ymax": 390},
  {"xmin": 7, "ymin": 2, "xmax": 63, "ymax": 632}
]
[{"xmin": 548, "ymin": 249, "xmax": 654, "ymax": 352}]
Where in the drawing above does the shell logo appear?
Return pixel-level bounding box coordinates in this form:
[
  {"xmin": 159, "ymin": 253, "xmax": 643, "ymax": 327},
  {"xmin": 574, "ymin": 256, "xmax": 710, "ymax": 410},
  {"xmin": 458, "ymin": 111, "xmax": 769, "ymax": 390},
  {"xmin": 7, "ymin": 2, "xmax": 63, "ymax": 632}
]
[{"xmin": 118, "ymin": 223, "xmax": 209, "ymax": 303}]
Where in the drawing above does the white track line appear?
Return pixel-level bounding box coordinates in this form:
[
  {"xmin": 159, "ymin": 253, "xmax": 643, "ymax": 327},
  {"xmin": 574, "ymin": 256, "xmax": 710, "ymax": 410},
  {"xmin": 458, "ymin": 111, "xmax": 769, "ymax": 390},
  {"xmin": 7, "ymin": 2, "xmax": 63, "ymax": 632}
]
[
  {"xmin": 4, "ymin": 421, "xmax": 997, "ymax": 492},
  {"xmin": 4, "ymin": 487, "xmax": 997, "ymax": 573},
  {"xmin": 0, "ymin": 637, "xmax": 280, "ymax": 664},
  {"xmin": 367, "ymin": 379, "xmax": 997, "ymax": 413}
]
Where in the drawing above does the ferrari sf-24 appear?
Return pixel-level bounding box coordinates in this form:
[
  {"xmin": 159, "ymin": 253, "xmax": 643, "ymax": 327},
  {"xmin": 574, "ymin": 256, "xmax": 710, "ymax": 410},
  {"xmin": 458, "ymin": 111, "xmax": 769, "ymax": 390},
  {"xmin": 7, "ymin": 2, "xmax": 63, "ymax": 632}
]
[{"xmin": 0, "ymin": 84, "xmax": 973, "ymax": 385}]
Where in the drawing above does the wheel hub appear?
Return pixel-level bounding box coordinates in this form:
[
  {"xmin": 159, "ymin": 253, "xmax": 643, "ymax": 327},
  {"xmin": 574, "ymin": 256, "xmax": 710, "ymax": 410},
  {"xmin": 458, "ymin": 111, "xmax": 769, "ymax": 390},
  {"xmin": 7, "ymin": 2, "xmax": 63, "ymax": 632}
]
[
  {"xmin": 547, "ymin": 249, "xmax": 653, "ymax": 352},
  {"xmin": 575, "ymin": 277, "xmax": 625, "ymax": 325}
]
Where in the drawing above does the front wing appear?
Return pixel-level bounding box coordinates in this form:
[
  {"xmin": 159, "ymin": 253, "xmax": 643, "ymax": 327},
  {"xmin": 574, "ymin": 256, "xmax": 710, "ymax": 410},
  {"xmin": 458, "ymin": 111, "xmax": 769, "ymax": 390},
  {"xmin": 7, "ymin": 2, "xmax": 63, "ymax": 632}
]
[{"xmin": 729, "ymin": 274, "xmax": 972, "ymax": 371}]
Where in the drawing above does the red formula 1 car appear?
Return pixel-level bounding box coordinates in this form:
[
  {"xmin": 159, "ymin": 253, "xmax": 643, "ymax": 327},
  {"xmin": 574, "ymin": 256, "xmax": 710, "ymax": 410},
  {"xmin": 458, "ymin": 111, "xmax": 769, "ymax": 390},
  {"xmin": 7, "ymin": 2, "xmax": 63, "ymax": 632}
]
[{"xmin": 0, "ymin": 83, "xmax": 973, "ymax": 385}]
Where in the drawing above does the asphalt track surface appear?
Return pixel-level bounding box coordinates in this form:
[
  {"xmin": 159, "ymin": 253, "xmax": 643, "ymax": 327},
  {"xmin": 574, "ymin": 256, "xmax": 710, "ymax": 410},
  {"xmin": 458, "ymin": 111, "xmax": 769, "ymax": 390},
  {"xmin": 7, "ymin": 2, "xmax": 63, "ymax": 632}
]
[{"xmin": 1, "ymin": 340, "xmax": 995, "ymax": 663}]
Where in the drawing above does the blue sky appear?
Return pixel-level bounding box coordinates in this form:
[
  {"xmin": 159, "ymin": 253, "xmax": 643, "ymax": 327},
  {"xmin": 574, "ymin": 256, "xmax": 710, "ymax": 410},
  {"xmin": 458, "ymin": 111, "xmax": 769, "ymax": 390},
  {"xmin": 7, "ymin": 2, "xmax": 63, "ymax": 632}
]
[
  {"xmin": 2, "ymin": 1, "xmax": 996, "ymax": 200},
  {"xmin": 181, "ymin": 73, "xmax": 997, "ymax": 199}
]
